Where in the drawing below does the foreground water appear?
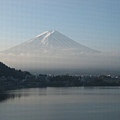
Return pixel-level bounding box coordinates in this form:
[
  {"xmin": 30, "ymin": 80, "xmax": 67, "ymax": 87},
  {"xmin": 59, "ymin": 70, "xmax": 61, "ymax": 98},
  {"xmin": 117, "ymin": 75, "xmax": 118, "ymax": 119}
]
[{"xmin": 0, "ymin": 87, "xmax": 120, "ymax": 120}]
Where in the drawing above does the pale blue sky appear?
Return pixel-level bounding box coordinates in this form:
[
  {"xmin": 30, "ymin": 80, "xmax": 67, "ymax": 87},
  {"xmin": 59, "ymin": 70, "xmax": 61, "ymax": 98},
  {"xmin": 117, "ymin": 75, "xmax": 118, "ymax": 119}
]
[{"xmin": 0, "ymin": 0, "xmax": 120, "ymax": 52}]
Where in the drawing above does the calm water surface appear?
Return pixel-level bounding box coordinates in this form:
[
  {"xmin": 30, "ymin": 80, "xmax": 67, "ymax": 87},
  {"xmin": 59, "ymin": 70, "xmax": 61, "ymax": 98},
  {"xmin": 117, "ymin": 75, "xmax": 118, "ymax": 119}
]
[{"xmin": 0, "ymin": 87, "xmax": 120, "ymax": 120}]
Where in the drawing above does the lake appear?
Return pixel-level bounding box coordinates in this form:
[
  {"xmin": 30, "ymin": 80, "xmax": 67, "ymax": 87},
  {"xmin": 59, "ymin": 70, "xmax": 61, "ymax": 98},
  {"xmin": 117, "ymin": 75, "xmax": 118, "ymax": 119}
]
[{"xmin": 0, "ymin": 87, "xmax": 120, "ymax": 120}]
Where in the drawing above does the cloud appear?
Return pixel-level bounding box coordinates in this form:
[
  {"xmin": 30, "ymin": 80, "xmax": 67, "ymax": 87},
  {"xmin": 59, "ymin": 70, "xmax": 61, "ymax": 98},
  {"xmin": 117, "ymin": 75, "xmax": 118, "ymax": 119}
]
[{"xmin": 0, "ymin": 51, "xmax": 120, "ymax": 74}]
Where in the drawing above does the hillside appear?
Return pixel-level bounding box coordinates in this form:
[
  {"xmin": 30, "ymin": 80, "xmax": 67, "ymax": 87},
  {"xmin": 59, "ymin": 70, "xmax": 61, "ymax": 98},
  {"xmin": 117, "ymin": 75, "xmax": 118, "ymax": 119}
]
[{"xmin": 0, "ymin": 62, "xmax": 31, "ymax": 79}]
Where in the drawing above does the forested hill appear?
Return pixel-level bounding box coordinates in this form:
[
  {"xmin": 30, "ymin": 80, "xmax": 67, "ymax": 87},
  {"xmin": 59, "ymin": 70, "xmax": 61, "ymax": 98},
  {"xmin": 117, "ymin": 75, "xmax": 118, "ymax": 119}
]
[{"xmin": 0, "ymin": 62, "xmax": 31, "ymax": 79}]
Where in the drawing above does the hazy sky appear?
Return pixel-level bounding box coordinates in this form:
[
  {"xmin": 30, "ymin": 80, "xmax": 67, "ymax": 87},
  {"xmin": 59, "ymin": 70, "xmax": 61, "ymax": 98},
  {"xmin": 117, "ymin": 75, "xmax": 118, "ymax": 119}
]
[{"xmin": 0, "ymin": 0, "xmax": 120, "ymax": 53}]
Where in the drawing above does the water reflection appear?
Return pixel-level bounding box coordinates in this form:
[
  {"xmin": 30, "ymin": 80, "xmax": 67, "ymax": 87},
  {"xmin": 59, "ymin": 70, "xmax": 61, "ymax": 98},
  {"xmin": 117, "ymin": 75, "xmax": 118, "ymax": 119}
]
[
  {"xmin": 0, "ymin": 92, "xmax": 29, "ymax": 102},
  {"xmin": 0, "ymin": 87, "xmax": 120, "ymax": 103},
  {"xmin": 0, "ymin": 88, "xmax": 47, "ymax": 102}
]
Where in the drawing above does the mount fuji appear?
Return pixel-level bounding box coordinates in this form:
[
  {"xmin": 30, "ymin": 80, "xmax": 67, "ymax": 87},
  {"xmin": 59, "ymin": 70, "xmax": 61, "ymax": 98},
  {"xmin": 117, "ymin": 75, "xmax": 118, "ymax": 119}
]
[
  {"xmin": 2, "ymin": 30, "xmax": 100, "ymax": 55},
  {"xmin": 0, "ymin": 30, "xmax": 106, "ymax": 74}
]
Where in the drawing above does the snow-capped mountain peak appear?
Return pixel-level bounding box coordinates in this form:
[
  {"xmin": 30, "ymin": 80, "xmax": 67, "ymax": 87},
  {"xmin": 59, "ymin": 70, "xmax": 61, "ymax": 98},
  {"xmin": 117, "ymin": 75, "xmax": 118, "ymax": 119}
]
[
  {"xmin": 1, "ymin": 31, "xmax": 113, "ymax": 74},
  {"xmin": 1, "ymin": 30, "xmax": 100, "ymax": 54},
  {"xmin": 36, "ymin": 30, "xmax": 55, "ymax": 38}
]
